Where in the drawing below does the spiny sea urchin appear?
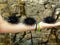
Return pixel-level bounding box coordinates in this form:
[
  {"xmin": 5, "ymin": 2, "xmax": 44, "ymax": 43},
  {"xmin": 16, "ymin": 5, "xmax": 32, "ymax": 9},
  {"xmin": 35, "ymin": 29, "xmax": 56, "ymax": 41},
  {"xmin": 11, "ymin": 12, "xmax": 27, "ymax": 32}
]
[
  {"xmin": 23, "ymin": 17, "xmax": 36, "ymax": 25},
  {"xmin": 43, "ymin": 16, "xmax": 56, "ymax": 23},
  {"xmin": 7, "ymin": 13, "xmax": 20, "ymax": 24}
]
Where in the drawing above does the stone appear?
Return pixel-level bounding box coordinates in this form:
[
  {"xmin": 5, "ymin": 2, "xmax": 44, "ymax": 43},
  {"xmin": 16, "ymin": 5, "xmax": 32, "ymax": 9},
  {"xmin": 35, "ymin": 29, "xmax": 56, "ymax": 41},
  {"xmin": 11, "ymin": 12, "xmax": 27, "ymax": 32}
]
[
  {"xmin": 24, "ymin": 34, "xmax": 31, "ymax": 40},
  {"xmin": 0, "ymin": 4, "xmax": 7, "ymax": 10},
  {"xmin": 38, "ymin": 0, "xmax": 48, "ymax": 4},
  {"xmin": 55, "ymin": 8, "xmax": 60, "ymax": 15},
  {"xmin": 24, "ymin": 39, "xmax": 38, "ymax": 45},
  {"xmin": 56, "ymin": 30, "xmax": 60, "ymax": 42},
  {"xmin": 9, "ymin": 4, "xmax": 20, "ymax": 14},
  {"xmin": 45, "ymin": 3, "xmax": 52, "ymax": 9},
  {"xmin": 24, "ymin": 0, "xmax": 45, "ymax": 16},
  {"xmin": 43, "ymin": 9, "xmax": 53, "ymax": 16},
  {"xmin": 0, "ymin": 0, "xmax": 7, "ymax": 3}
]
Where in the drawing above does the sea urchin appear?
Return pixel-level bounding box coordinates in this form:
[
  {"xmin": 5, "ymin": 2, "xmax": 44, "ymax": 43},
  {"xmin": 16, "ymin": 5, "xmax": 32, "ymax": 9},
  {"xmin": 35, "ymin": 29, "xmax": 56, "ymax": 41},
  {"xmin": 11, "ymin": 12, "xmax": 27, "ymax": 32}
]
[
  {"xmin": 7, "ymin": 13, "xmax": 20, "ymax": 24},
  {"xmin": 43, "ymin": 16, "xmax": 56, "ymax": 23},
  {"xmin": 23, "ymin": 17, "xmax": 36, "ymax": 25}
]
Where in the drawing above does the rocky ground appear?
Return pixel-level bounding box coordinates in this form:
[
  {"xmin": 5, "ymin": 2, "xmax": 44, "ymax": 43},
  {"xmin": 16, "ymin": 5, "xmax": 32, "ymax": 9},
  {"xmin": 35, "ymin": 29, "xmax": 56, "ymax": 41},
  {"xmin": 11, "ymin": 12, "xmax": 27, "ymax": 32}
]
[{"xmin": 0, "ymin": 0, "xmax": 60, "ymax": 45}]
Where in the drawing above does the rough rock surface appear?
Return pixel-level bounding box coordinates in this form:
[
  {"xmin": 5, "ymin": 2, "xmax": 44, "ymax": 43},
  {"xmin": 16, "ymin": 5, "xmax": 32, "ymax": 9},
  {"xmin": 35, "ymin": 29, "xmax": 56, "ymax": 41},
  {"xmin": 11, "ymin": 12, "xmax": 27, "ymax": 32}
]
[{"xmin": 0, "ymin": 0, "xmax": 60, "ymax": 45}]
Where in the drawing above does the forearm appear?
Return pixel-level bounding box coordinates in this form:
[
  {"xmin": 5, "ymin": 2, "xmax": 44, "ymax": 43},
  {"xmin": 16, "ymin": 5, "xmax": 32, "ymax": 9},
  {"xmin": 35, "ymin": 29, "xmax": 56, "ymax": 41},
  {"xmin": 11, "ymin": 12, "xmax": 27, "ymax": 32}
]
[
  {"xmin": 54, "ymin": 22, "xmax": 60, "ymax": 27},
  {"xmin": 0, "ymin": 21, "xmax": 60, "ymax": 33},
  {"xmin": 0, "ymin": 23, "xmax": 36, "ymax": 33},
  {"xmin": 40, "ymin": 22, "xmax": 60, "ymax": 29}
]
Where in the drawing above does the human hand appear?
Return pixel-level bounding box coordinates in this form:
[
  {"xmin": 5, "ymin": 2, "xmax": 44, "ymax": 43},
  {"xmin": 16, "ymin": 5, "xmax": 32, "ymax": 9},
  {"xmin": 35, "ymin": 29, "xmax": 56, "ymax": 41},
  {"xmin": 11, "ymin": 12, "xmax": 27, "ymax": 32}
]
[{"xmin": 39, "ymin": 21, "xmax": 60, "ymax": 29}]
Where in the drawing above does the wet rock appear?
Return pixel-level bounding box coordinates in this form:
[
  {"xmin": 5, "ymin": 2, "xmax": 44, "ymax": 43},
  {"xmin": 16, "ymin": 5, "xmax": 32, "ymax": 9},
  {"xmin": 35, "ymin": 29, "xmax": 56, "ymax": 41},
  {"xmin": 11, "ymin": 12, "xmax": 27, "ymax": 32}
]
[
  {"xmin": 20, "ymin": 16, "xmax": 26, "ymax": 23},
  {"xmin": 31, "ymin": 31, "xmax": 41, "ymax": 38},
  {"xmin": 7, "ymin": 0, "xmax": 18, "ymax": 5},
  {"xmin": 9, "ymin": 4, "xmax": 20, "ymax": 14},
  {"xmin": 0, "ymin": 35, "xmax": 5, "ymax": 43},
  {"xmin": 38, "ymin": 29, "xmax": 51, "ymax": 42},
  {"xmin": 56, "ymin": 30, "xmax": 60, "ymax": 42},
  {"xmin": 38, "ymin": 0, "xmax": 48, "ymax": 4},
  {"xmin": 26, "ymin": 31, "xmax": 31, "ymax": 34},
  {"xmin": 45, "ymin": 3, "xmax": 52, "ymax": 9},
  {"xmin": 0, "ymin": 4, "xmax": 7, "ymax": 10},
  {"xmin": 43, "ymin": 9, "xmax": 53, "ymax": 16},
  {"xmin": 1, "ymin": 12, "xmax": 10, "ymax": 19},
  {"xmin": 11, "ymin": 32, "xmax": 25, "ymax": 43},
  {"xmin": 25, "ymin": 0, "xmax": 45, "ymax": 16},
  {"xmin": 24, "ymin": 34, "xmax": 31, "ymax": 40},
  {"xmin": 0, "ymin": 0, "xmax": 7, "ymax": 3},
  {"xmin": 24, "ymin": 38, "xmax": 38, "ymax": 45},
  {"xmin": 55, "ymin": 8, "xmax": 60, "ymax": 15},
  {"xmin": 49, "ymin": 0, "xmax": 60, "ymax": 4},
  {"xmin": 7, "ymin": 0, "xmax": 21, "ymax": 15}
]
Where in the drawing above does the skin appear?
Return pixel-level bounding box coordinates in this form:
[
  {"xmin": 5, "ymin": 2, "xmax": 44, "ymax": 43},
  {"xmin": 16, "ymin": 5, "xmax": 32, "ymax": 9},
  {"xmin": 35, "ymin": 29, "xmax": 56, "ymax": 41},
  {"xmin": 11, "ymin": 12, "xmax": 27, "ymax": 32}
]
[{"xmin": 0, "ymin": 15, "xmax": 60, "ymax": 33}]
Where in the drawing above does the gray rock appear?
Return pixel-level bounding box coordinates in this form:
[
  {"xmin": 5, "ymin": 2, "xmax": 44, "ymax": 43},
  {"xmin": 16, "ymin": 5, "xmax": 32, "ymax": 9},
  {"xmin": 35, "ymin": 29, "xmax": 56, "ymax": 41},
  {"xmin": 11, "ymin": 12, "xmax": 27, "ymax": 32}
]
[
  {"xmin": 0, "ymin": 0, "xmax": 7, "ymax": 3},
  {"xmin": 55, "ymin": 8, "xmax": 60, "ymax": 15},
  {"xmin": 43, "ymin": 9, "xmax": 53, "ymax": 16},
  {"xmin": 45, "ymin": 3, "xmax": 52, "ymax": 9},
  {"xmin": 24, "ymin": 34, "xmax": 31, "ymax": 40},
  {"xmin": 9, "ymin": 4, "xmax": 20, "ymax": 13},
  {"xmin": 24, "ymin": 0, "xmax": 45, "ymax": 16},
  {"xmin": 24, "ymin": 38, "xmax": 38, "ymax": 45},
  {"xmin": 38, "ymin": 0, "xmax": 48, "ymax": 4},
  {"xmin": 56, "ymin": 30, "xmax": 60, "ymax": 42}
]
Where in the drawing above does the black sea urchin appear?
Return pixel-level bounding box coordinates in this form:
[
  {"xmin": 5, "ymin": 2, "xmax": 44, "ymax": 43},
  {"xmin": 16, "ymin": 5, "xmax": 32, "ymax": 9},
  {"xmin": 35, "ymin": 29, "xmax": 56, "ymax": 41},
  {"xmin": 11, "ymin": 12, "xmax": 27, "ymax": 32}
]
[
  {"xmin": 23, "ymin": 17, "xmax": 36, "ymax": 25},
  {"xmin": 43, "ymin": 16, "xmax": 56, "ymax": 23},
  {"xmin": 7, "ymin": 13, "xmax": 20, "ymax": 24}
]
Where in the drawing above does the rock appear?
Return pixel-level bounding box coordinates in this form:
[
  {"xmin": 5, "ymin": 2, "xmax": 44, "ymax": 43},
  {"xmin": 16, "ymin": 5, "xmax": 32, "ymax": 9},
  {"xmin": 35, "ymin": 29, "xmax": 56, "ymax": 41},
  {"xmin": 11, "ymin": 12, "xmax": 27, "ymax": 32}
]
[
  {"xmin": 43, "ymin": 9, "xmax": 53, "ymax": 16},
  {"xmin": 0, "ymin": 4, "xmax": 7, "ymax": 10},
  {"xmin": 24, "ymin": 39, "xmax": 38, "ymax": 45},
  {"xmin": 55, "ymin": 8, "xmax": 60, "ymax": 15},
  {"xmin": 25, "ymin": 0, "xmax": 45, "ymax": 16},
  {"xmin": 56, "ymin": 30, "xmax": 60, "ymax": 42},
  {"xmin": 7, "ymin": 0, "xmax": 18, "ymax": 5},
  {"xmin": 49, "ymin": 0, "xmax": 60, "ymax": 4},
  {"xmin": 0, "ymin": 0, "xmax": 7, "ymax": 3},
  {"xmin": 45, "ymin": 3, "xmax": 52, "ymax": 9},
  {"xmin": 24, "ymin": 34, "xmax": 31, "ymax": 40},
  {"xmin": 20, "ymin": 16, "xmax": 26, "ymax": 23},
  {"xmin": 9, "ymin": 4, "xmax": 20, "ymax": 13},
  {"xmin": 38, "ymin": 0, "xmax": 48, "ymax": 4},
  {"xmin": 10, "ymin": 32, "xmax": 25, "ymax": 43}
]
